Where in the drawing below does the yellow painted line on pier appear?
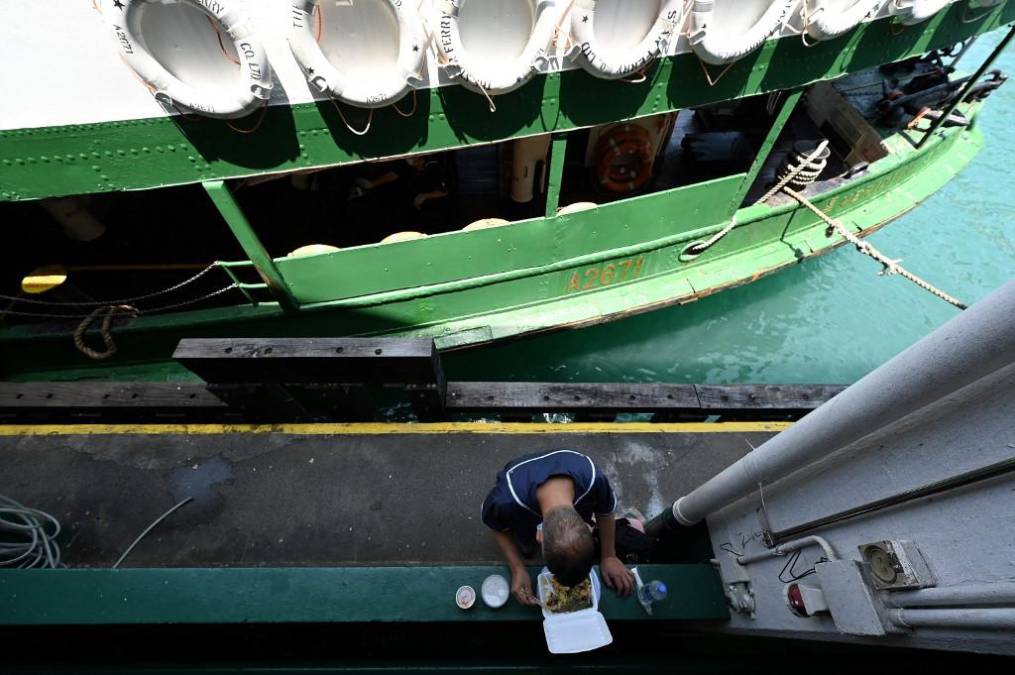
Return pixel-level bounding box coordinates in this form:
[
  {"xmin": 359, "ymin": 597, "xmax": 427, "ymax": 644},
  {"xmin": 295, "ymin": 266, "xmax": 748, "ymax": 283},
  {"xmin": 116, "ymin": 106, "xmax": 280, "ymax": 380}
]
[{"xmin": 0, "ymin": 422, "xmax": 792, "ymax": 437}]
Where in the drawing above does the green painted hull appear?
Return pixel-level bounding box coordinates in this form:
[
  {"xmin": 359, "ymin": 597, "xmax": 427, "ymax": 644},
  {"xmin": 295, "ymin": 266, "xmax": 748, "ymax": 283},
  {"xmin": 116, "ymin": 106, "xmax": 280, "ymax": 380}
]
[
  {"xmin": 1, "ymin": 4, "xmax": 1012, "ymax": 203},
  {"xmin": 0, "ymin": 117, "xmax": 984, "ymax": 382}
]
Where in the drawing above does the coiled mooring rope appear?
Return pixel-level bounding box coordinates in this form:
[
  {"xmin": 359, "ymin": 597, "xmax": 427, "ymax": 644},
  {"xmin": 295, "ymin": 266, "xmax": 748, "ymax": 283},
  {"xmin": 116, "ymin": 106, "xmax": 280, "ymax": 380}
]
[{"xmin": 72, "ymin": 304, "xmax": 140, "ymax": 361}]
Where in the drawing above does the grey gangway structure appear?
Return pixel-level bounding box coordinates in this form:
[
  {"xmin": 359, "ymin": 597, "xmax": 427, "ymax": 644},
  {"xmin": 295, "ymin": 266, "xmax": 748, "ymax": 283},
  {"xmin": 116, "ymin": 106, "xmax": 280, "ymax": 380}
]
[{"xmin": 649, "ymin": 280, "xmax": 1015, "ymax": 654}]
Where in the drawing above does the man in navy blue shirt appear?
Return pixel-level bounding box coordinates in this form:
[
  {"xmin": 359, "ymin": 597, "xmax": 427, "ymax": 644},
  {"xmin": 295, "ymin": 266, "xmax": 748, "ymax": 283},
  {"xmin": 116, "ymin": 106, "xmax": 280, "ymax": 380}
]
[{"xmin": 482, "ymin": 450, "xmax": 635, "ymax": 606}]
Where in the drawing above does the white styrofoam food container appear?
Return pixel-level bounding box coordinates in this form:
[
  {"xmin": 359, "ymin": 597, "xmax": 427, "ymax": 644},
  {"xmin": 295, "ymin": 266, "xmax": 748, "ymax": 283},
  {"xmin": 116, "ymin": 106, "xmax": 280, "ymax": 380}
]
[{"xmin": 537, "ymin": 568, "xmax": 613, "ymax": 654}]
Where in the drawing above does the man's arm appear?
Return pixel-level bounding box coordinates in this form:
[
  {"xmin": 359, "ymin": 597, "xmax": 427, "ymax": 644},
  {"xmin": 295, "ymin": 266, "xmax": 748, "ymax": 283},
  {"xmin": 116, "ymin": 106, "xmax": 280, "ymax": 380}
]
[
  {"xmin": 493, "ymin": 530, "xmax": 539, "ymax": 606},
  {"xmin": 597, "ymin": 514, "xmax": 634, "ymax": 597}
]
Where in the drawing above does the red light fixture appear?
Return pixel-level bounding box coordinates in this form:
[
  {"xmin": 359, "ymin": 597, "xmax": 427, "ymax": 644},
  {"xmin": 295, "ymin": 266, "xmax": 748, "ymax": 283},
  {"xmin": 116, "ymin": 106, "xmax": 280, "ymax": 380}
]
[{"xmin": 787, "ymin": 583, "xmax": 808, "ymax": 617}]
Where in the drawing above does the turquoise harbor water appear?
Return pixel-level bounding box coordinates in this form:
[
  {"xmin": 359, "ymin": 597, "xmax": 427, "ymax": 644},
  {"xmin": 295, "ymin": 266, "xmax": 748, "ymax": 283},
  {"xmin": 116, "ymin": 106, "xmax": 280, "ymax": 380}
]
[{"xmin": 447, "ymin": 35, "xmax": 1015, "ymax": 385}]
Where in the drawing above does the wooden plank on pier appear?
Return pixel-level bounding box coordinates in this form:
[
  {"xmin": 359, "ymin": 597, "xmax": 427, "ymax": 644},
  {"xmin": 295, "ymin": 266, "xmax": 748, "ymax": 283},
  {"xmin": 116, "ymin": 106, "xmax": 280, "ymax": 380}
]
[
  {"xmin": 0, "ymin": 382, "xmax": 225, "ymax": 411},
  {"xmin": 446, "ymin": 383, "xmax": 844, "ymax": 413},
  {"xmin": 0, "ymin": 379, "xmax": 844, "ymax": 422},
  {"xmin": 695, "ymin": 385, "xmax": 845, "ymax": 411},
  {"xmin": 447, "ymin": 382, "xmax": 700, "ymax": 410},
  {"xmin": 173, "ymin": 338, "xmax": 443, "ymax": 386}
]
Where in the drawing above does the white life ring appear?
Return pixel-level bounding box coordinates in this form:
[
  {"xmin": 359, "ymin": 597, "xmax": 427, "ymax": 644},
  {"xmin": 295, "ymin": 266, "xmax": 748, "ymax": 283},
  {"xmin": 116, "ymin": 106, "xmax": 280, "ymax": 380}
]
[
  {"xmin": 289, "ymin": 0, "xmax": 428, "ymax": 109},
  {"xmin": 570, "ymin": 0, "xmax": 688, "ymax": 79},
  {"xmin": 103, "ymin": 0, "xmax": 272, "ymax": 119},
  {"xmin": 890, "ymin": 0, "xmax": 955, "ymax": 24},
  {"xmin": 689, "ymin": 0, "xmax": 798, "ymax": 66},
  {"xmin": 434, "ymin": 0, "xmax": 565, "ymax": 96},
  {"xmin": 803, "ymin": 0, "xmax": 887, "ymax": 41}
]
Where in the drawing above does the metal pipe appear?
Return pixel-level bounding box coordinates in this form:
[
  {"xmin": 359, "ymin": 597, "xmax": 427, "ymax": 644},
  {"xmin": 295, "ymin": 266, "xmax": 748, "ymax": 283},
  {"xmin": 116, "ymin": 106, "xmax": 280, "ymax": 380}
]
[
  {"xmin": 768, "ymin": 456, "xmax": 1015, "ymax": 543},
  {"xmin": 889, "ymin": 608, "xmax": 1015, "ymax": 631},
  {"xmin": 661, "ymin": 280, "xmax": 1015, "ymax": 527},
  {"xmin": 917, "ymin": 24, "xmax": 1015, "ymax": 149},
  {"xmin": 737, "ymin": 536, "xmax": 838, "ymax": 566},
  {"xmin": 889, "ymin": 583, "xmax": 1015, "ymax": 609}
]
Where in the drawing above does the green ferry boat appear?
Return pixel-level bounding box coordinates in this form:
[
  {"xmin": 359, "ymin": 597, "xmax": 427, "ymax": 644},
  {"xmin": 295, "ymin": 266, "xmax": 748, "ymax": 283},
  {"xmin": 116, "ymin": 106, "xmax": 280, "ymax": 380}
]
[{"xmin": 0, "ymin": 0, "xmax": 1012, "ymax": 381}]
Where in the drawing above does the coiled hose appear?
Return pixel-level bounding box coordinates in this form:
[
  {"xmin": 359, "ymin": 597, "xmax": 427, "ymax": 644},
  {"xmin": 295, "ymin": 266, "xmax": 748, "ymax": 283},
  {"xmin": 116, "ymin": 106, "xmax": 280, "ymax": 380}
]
[{"xmin": 0, "ymin": 495, "xmax": 62, "ymax": 569}]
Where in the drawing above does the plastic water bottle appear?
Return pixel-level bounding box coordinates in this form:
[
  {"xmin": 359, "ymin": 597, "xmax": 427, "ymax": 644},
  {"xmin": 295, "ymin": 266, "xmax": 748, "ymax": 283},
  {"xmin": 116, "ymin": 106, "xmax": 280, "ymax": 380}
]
[{"xmin": 638, "ymin": 580, "xmax": 668, "ymax": 606}]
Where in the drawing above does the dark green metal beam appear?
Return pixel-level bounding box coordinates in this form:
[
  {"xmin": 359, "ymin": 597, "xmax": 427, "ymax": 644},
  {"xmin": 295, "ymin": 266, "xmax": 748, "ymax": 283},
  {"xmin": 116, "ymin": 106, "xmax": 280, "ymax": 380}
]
[
  {"xmin": 2, "ymin": 6, "xmax": 1013, "ymax": 202},
  {"xmin": 727, "ymin": 89, "xmax": 804, "ymax": 212},
  {"xmin": 0, "ymin": 564, "xmax": 727, "ymax": 625},
  {"xmin": 545, "ymin": 135, "xmax": 568, "ymax": 218}
]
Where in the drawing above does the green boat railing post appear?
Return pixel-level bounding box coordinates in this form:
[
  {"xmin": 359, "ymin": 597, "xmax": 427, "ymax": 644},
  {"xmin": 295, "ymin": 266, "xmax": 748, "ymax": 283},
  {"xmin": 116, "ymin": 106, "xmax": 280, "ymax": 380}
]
[
  {"xmin": 217, "ymin": 261, "xmax": 262, "ymax": 306},
  {"xmin": 917, "ymin": 23, "xmax": 1015, "ymax": 149},
  {"xmin": 545, "ymin": 134, "xmax": 568, "ymax": 218},
  {"xmin": 202, "ymin": 180, "xmax": 300, "ymax": 312},
  {"xmin": 727, "ymin": 89, "xmax": 804, "ymax": 213}
]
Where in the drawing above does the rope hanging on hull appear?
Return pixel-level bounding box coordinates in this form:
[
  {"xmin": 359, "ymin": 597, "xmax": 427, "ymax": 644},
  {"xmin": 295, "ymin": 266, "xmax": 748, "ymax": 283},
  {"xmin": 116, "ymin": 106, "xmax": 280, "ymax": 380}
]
[
  {"xmin": 765, "ymin": 141, "xmax": 968, "ymax": 310},
  {"xmin": 73, "ymin": 304, "xmax": 140, "ymax": 361}
]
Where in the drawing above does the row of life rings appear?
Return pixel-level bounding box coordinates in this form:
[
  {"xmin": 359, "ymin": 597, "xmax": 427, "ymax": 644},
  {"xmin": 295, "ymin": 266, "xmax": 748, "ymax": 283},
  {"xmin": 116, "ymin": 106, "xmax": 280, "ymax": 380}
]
[{"xmin": 101, "ymin": 0, "xmax": 988, "ymax": 118}]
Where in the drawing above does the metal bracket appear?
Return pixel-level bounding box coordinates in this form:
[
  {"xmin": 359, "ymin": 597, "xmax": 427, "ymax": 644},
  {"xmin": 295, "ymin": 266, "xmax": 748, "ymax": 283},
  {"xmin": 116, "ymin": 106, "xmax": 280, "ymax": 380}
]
[
  {"xmin": 712, "ymin": 548, "xmax": 755, "ymax": 617},
  {"xmin": 723, "ymin": 580, "xmax": 756, "ymax": 617}
]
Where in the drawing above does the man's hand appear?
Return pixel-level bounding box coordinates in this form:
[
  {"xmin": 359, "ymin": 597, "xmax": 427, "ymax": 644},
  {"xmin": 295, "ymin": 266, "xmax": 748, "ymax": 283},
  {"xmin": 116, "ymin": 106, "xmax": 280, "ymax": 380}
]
[
  {"xmin": 600, "ymin": 556, "xmax": 634, "ymax": 597},
  {"xmin": 512, "ymin": 567, "xmax": 540, "ymax": 607}
]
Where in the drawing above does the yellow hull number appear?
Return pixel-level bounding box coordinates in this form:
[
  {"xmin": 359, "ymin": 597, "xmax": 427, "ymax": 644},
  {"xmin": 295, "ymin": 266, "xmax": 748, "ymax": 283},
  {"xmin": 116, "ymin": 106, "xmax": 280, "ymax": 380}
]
[{"xmin": 567, "ymin": 257, "xmax": 644, "ymax": 293}]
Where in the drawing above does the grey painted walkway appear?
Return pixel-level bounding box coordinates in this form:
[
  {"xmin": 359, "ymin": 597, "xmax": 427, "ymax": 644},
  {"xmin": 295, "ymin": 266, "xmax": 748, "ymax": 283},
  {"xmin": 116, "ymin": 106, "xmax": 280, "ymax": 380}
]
[{"xmin": 0, "ymin": 424, "xmax": 779, "ymax": 566}]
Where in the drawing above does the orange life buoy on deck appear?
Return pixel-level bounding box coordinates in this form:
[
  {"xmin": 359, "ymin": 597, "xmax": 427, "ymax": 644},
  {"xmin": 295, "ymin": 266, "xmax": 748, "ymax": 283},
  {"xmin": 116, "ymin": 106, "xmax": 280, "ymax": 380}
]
[{"xmin": 595, "ymin": 124, "xmax": 655, "ymax": 194}]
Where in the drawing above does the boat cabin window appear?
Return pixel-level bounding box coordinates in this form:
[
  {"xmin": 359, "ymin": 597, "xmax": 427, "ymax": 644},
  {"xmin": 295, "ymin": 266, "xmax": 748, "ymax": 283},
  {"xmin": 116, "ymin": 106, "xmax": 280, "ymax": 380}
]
[
  {"xmin": 556, "ymin": 96, "xmax": 779, "ymax": 209},
  {"xmin": 233, "ymin": 140, "xmax": 554, "ymax": 257}
]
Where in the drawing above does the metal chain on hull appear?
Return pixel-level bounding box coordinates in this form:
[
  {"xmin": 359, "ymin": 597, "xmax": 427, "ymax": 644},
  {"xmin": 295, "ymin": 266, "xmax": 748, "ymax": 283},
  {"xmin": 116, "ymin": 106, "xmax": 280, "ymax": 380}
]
[
  {"xmin": 1, "ymin": 265, "xmax": 240, "ymax": 360},
  {"xmin": 0, "ymin": 264, "xmax": 219, "ymax": 307}
]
